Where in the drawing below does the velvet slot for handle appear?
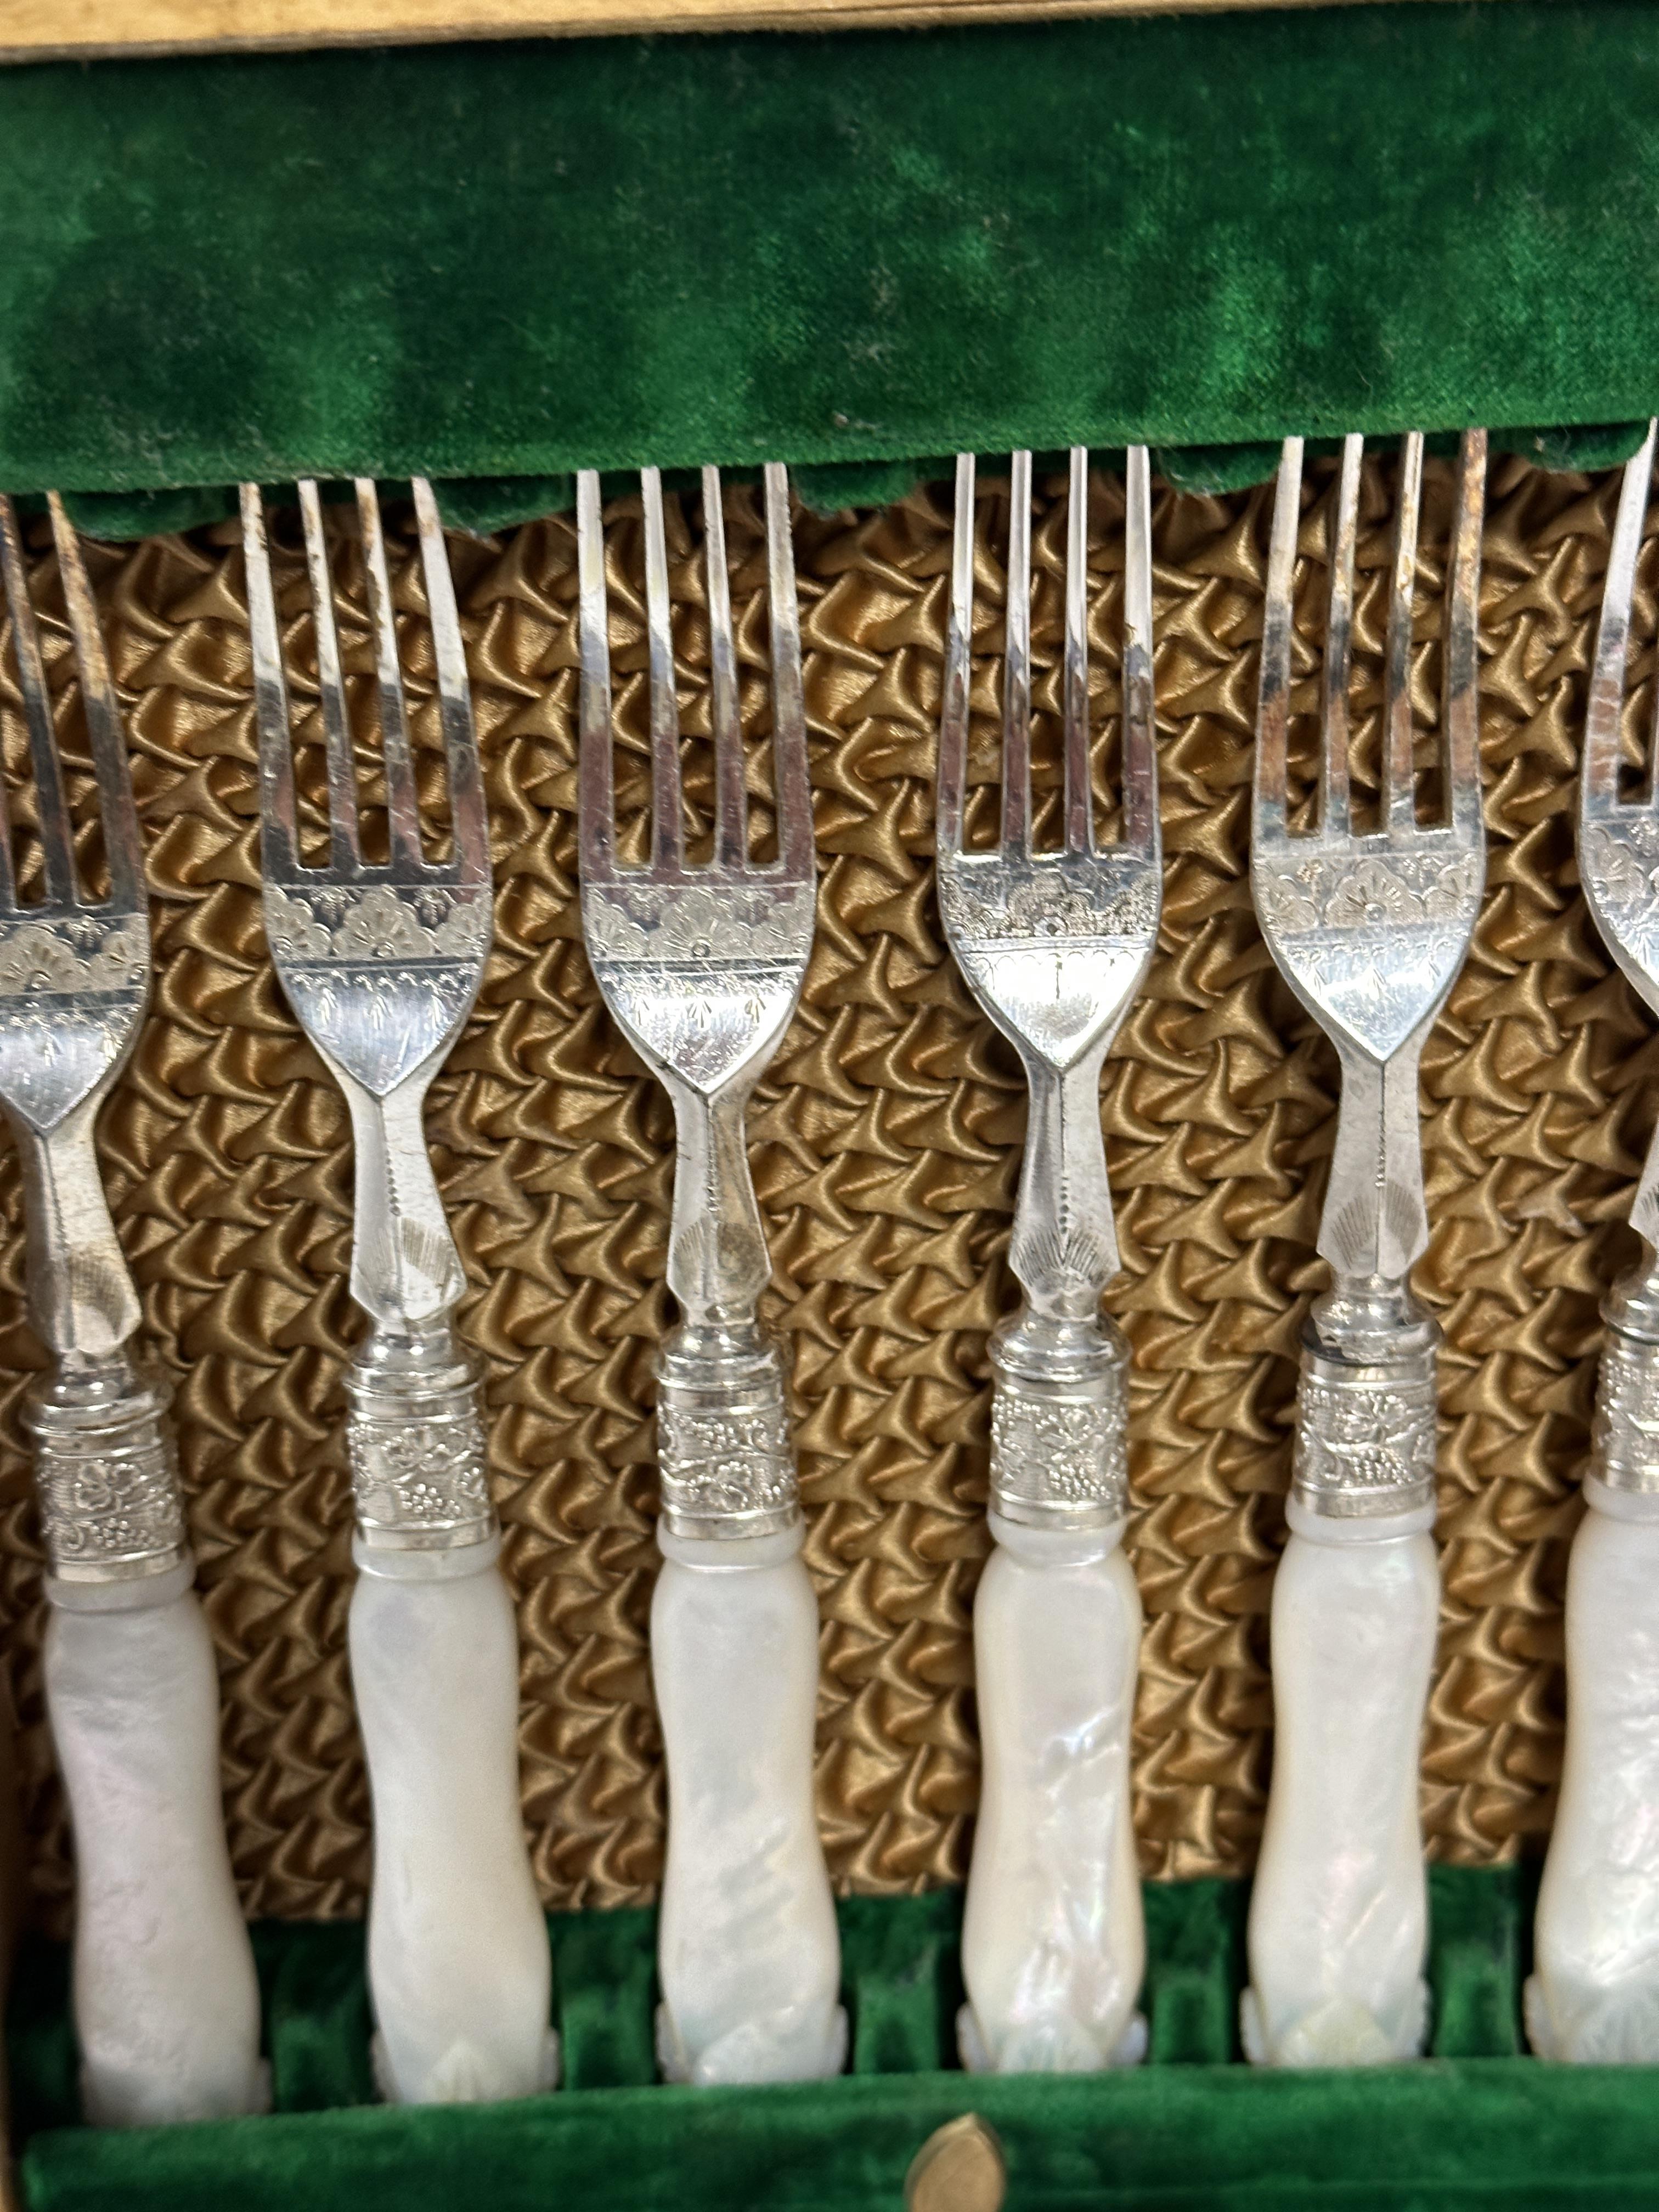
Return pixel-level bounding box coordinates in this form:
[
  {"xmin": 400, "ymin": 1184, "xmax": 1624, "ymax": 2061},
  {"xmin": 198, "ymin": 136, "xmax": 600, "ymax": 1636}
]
[{"xmin": 10, "ymin": 1871, "xmax": 1641, "ymax": 2212}]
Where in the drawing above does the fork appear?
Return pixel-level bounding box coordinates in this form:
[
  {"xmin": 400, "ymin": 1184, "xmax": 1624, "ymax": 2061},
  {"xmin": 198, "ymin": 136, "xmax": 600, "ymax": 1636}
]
[
  {"xmin": 0, "ymin": 493, "xmax": 264, "ymax": 2125},
  {"xmin": 241, "ymin": 477, "xmax": 553, "ymax": 2106},
  {"xmin": 577, "ymin": 463, "xmax": 844, "ymax": 2086},
  {"xmin": 938, "ymin": 448, "xmax": 1159, "ymax": 2074},
  {"xmin": 1244, "ymin": 428, "xmax": 1487, "ymax": 2067},
  {"xmin": 1531, "ymin": 418, "xmax": 1659, "ymax": 2063}
]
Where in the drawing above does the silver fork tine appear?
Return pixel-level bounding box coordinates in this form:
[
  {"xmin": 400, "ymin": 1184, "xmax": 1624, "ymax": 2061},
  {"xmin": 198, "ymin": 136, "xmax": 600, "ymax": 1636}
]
[
  {"xmin": 0, "ymin": 497, "xmax": 74, "ymax": 908},
  {"xmin": 1001, "ymin": 450, "xmax": 1033, "ymax": 855},
  {"xmin": 1121, "ymin": 445, "xmax": 1158, "ymax": 860},
  {"xmin": 47, "ymin": 495, "xmax": 144, "ymax": 913},
  {"xmin": 241, "ymin": 484, "xmax": 302, "ymax": 884},
  {"xmin": 0, "ymin": 523, "xmax": 19, "ymax": 913},
  {"xmin": 938, "ymin": 453, "xmax": 975, "ymax": 863},
  {"xmin": 298, "ymin": 479, "xmax": 363, "ymax": 874},
  {"xmin": 764, "ymin": 463, "xmax": 811, "ymax": 883},
  {"xmin": 1252, "ymin": 438, "xmax": 1304, "ymax": 864},
  {"xmin": 575, "ymin": 470, "xmax": 616, "ymax": 884},
  {"xmin": 642, "ymin": 467, "xmax": 685, "ymax": 872},
  {"xmin": 1062, "ymin": 446, "xmax": 1092, "ymax": 856},
  {"xmin": 1583, "ymin": 421, "xmax": 1656, "ymax": 826},
  {"xmin": 356, "ymin": 477, "xmax": 425, "ymax": 874},
  {"xmin": 413, "ymin": 478, "xmax": 489, "ymax": 889},
  {"xmin": 1321, "ymin": 433, "xmax": 1363, "ymax": 839},
  {"xmin": 704, "ymin": 468, "xmax": 746, "ymax": 872},
  {"xmin": 1444, "ymin": 428, "xmax": 1489, "ymax": 840},
  {"xmin": 1383, "ymin": 431, "xmax": 1426, "ymax": 839}
]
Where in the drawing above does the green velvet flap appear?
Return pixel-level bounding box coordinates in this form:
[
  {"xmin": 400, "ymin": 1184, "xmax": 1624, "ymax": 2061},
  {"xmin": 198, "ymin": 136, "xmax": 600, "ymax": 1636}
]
[
  {"xmin": 14, "ymin": 1866, "xmax": 1659, "ymax": 2212},
  {"xmin": 0, "ymin": 2, "xmax": 1656, "ymax": 532}
]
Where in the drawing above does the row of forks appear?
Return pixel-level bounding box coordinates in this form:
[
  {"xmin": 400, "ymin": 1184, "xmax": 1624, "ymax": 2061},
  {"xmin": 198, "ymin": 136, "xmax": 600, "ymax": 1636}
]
[{"xmin": 5, "ymin": 434, "xmax": 1659, "ymax": 2127}]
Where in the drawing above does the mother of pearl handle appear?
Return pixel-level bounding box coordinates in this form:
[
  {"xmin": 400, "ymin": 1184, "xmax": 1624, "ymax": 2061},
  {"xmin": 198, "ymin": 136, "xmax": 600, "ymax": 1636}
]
[
  {"xmin": 651, "ymin": 1525, "xmax": 845, "ymax": 2085},
  {"xmin": 1529, "ymin": 1482, "xmax": 1659, "ymax": 2061},
  {"xmin": 46, "ymin": 1584, "xmax": 268, "ymax": 2126},
  {"xmin": 1242, "ymin": 1499, "xmax": 1438, "ymax": 2066},
  {"xmin": 958, "ymin": 1514, "xmax": 1145, "ymax": 2073},
  {"xmin": 350, "ymin": 1555, "xmax": 556, "ymax": 2104}
]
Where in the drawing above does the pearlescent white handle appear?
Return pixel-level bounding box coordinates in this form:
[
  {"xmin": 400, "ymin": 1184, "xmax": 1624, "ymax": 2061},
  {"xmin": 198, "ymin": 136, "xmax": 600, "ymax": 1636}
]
[
  {"xmin": 959, "ymin": 1517, "xmax": 1145, "ymax": 2073},
  {"xmin": 1529, "ymin": 1487, "xmax": 1659, "ymax": 2061},
  {"xmin": 45, "ymin": 1588, "xmax": 267, "ymax": 2126},
  {"xmin": 652, "ymin": 1529, "xmax": 845, "ymax": 2085},
  {"xmin": 350, "ymin": 1558, "xmax": 556, "ymax": 2104},
  {"xmin": 1243, "ymin": 1503, "xmax": 1437, "ymax": 2067}
]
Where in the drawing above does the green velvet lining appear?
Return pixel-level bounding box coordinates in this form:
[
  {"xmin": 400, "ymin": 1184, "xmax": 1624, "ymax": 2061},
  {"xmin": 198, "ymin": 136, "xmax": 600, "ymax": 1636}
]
[
  {"xmin": 0, "ymin": 2, "xmax": 1657, "ymax": 534},
  {"xmin": 16, "ymin": 1868, "xmax": 1659, "ymax": 2212}
]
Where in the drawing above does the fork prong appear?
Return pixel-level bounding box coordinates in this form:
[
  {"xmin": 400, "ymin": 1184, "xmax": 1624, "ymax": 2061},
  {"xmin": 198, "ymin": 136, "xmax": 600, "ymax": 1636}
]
[
  {"xmin": 1583, "ymin": 422, "xmax": 1656, "ymax": 826},
  {"xmin": 1001, "ymin": 452, "xmax": 1034, "ymax": 856},
  {"xmin": 241, "ymin": 483, "xmax": 302, "ymax": 884},
  {"xmin": 1121, "ymin": 445, "xmax": 1159, "ymax": 862},
  {"xmin": 1383, "ymin": 431, "xmax": 1426, "ymax": 839},
  {"xmin": 298, "ymin": 480, "xmax": 363, "ymax": 873},
  {"xmin": 1252, "ymin": 439, "xmax": 1304, "ymax": 864},
  {"xmin": 1319, "ymin": 433, "xmax": 1363, "ymax": 839},
  {"xmin": 0, "ymin": 496, "xmax": 75, "ymax": 907},
  {"xmin": 642, "ymin": 468, "xmax": 685, "ymax": 872},
  {"xmin": 575, "ymin": 470, "xmax": 616, "ymax": 886},
  {"xmin": 1443, "ymin": 428, "xmax": 1488, "ymax": 842},
  {"xmin": 0, "ymin": 507, "xmax": 25, "ymax": 912},
  {"xmin": 356, "ymin": 478, "xmax": 426, "ymax": 874},
  {"xmin": 413, "ymin": 478, "xmax": 489, "ymax": 892},
  {"xmin": 705, "ymin": 468, "xmax": 746, "ymax": 871},
  {"xmin": 1062, "ymin": 447, "xmax": 1092, "ymax": 856},
  {"xmin": 938, "ymin": 453, "xmax": 975, "ymax": 861},
  {"xmin": 764, "ymin": 463, "xmax": 812, "ymax": 884},
  {"xmin": 47, "ymin": 495, "xmax": 144, "ymax": 914}
]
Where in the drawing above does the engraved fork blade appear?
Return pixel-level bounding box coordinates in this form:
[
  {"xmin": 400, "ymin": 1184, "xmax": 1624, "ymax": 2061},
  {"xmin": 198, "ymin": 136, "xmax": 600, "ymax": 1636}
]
[
  {"xmin": 1251, "ymin": 428, "xmax": 1487, "ymax": 1517},
  {"xmin": 937, "ymin": 447, "xmax": 1160, "ymax": 1531},
  {"xmin": 577, "ymin": 461, "xmax": 815, "ymax": 1544},
  {"xmin": 0, "ymin": 491, "xmax": 189, "ymax": 1598},
  {"xmin": 243, "ymin": 476, "xmax": 496, "ymax": 1558}
]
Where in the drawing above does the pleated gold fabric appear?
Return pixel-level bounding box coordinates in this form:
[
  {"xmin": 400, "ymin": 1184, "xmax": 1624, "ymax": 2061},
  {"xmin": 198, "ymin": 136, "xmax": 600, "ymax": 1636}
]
[{"xmin": 0, "ymin": 452, "xmax": 1637, "ymax": 1931}]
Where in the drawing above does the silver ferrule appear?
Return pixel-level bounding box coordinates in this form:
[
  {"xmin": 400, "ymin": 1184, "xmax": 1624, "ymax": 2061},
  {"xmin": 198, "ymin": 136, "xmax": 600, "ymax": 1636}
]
[
  {"xmin": 989, "ymin": 1311, "xmax": 1130, "ymax": 1531},
  {"xmin": 1291, "ymin": 1276, "xmax": 1440, "ymax": 1521},
  {"xmin": 1592, "ymin": 1267, "xmax": 1659, "ymax": 1498},
  {"xmin": 656, "ymin": 1320, "xmax": 802, "ymax": 1543},
  {"xmin": 345, "ymin": 1324, "xmax": 497, "ymax": 1555},
  {"xmin": 29, "ymin": 1355, "xmax": 191, "ymax": 1595}
]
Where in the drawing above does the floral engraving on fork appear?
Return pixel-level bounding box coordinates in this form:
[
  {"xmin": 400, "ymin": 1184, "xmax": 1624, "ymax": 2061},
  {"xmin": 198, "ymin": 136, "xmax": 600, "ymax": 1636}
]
[
  {"xmin": 347, "ymin": 1401, "xmax": 493, "ymax": 1538},
  {"xmin": 1583, "ymin": 818, "xmax": 1659, "ymax": 909},
  {"xmin": 27, "ymin": 1375, "xmax": 188, "ymax": 1578},
  {"xmin": 656, "ymin": 1391, "xmax": 795, "ymax": 1523},
  {"xmin": 583, "ymin": 881, "xmax": 815, "ymax": 966},
  {"xmin": 0, "ymin": 915, "xmax": 149, "ymax": 997},
  {"xmin": 264, "ymin": 882, "xmax": 490, "ymax": 964},
  {"xmin": 940, "ymin": 871, "xmax": 1159, "ymax": 947},
  {"xmin": 1291, "ymin": 1366, "xmax": 1438, "ymax": 1512},
  {"xmin": 989, "ymin": 1368, "xmax": 1128, "ymax": 1514},
  {"xmin": 1255, "ymin": 850, "xmax": 1481, "ymax": 934},
  {"xmin": 1592, "ymin": 1327, "xmax": 1659, "ymax": 1494}
]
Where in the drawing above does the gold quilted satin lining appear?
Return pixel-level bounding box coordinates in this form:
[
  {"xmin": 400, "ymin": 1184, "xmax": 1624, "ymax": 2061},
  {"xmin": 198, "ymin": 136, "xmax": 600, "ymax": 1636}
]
[{"xmin": 0, "ymin": 454, "xmax": 1637, "ymax": 1929}]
